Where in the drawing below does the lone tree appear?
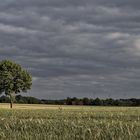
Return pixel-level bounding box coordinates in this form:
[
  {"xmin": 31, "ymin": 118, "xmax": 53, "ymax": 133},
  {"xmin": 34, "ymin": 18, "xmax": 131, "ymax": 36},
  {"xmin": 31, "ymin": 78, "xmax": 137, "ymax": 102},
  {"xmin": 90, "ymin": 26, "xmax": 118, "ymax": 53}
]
[{"xmin": 0, "ymin": 60, "xmax": 32, "ymax": 108}]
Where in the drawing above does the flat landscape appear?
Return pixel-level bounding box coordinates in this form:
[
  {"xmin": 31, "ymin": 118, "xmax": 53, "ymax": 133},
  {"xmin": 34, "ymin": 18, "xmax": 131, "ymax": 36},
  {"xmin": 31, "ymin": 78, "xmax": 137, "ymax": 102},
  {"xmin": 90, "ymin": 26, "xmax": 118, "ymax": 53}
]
[{"xmin": 0, "ymin": 104, "xmax": 139, "ymax": 140}]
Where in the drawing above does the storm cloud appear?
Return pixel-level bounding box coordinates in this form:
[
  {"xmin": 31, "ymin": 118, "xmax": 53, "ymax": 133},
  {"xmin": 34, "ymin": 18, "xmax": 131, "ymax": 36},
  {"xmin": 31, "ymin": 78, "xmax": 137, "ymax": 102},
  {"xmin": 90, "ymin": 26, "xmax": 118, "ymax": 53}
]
[{"xmin": 0, "ymin": 0, "xmax": 140, "ymax": 99}]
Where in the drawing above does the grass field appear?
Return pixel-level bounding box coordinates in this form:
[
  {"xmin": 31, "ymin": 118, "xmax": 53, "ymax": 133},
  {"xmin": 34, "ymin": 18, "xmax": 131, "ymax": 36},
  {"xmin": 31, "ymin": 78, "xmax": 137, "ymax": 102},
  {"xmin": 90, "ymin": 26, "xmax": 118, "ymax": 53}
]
[{"xmin": 0, "ymin": 104, "xmax": 140, "ymax": 140}]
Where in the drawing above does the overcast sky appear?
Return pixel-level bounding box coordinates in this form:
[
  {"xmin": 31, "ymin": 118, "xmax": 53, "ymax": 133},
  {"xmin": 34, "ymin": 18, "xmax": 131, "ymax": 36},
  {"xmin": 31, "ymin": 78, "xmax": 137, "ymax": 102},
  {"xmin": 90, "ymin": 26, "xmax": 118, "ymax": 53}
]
[{"xmin": 0, "ymin": 0, "xmax": 140, "ymax": 99}]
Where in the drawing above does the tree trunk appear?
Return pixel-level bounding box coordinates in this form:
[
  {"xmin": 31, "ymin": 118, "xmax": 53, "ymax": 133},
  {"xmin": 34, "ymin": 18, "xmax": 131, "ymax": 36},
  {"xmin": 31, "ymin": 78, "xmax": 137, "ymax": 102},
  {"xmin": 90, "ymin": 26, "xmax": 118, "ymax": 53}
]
[
  {"xmin": 9, "ymin": 94, "xmax": 13, "ymax": 109},
  {"xmin": 10, "ymin": 100, "xmax": 13, "ymax": 108}
]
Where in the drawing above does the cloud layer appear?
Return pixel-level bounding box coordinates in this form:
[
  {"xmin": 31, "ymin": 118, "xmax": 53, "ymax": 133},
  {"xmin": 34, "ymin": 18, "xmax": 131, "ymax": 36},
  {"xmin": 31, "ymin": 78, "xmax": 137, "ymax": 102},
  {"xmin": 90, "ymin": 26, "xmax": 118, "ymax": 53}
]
[{"xmin": 0, "ymin": 0, "xmax": 140, "ymax": 99}]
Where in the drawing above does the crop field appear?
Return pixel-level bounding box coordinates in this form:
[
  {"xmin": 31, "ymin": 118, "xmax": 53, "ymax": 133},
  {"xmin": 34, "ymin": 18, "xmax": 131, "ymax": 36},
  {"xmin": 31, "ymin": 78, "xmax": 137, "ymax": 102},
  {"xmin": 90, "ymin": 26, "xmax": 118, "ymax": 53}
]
[{"xmin": 0, "ymin": 104, "xmax": 139, "ymax": 140}]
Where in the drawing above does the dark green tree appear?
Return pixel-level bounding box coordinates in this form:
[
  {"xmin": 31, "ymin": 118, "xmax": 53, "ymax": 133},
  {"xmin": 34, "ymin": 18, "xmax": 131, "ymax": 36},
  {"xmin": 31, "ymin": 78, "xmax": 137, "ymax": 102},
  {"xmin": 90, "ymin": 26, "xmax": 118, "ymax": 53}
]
[{"xmin": 0, "ymin": 60, "xmax": 32, "ymax": 108}]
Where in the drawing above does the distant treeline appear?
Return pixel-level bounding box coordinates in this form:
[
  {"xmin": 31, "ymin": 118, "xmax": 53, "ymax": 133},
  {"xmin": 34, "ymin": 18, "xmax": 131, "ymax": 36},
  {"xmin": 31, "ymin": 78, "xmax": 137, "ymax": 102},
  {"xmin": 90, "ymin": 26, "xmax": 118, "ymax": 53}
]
[{"xmin": 0, "ymin": 95, "xmax": 140, "ymax": 106}]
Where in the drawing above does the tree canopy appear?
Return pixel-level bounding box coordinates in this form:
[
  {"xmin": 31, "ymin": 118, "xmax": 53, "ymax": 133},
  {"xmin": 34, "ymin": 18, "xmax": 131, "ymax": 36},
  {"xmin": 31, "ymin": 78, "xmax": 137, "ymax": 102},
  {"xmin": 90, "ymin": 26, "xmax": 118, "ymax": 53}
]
[{"xmin": 0, "ymin": 60, "xmax": 32, "ymax": 108}]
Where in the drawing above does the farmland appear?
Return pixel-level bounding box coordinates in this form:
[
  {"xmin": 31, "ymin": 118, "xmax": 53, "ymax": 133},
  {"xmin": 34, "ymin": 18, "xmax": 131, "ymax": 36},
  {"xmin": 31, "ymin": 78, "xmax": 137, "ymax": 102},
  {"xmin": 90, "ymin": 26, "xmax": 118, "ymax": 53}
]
[{"xmin": 0, "ymin": 104, "xmax": 140, "ymax": 140}]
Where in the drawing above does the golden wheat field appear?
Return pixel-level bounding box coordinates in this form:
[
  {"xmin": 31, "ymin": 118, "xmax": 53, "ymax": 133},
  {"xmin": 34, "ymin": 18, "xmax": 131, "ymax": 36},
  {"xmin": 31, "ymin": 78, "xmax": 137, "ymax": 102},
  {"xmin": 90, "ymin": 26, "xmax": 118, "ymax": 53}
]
[{"xmin": 0, "ymin": 104, "xmax": 140, "ymax": 140}]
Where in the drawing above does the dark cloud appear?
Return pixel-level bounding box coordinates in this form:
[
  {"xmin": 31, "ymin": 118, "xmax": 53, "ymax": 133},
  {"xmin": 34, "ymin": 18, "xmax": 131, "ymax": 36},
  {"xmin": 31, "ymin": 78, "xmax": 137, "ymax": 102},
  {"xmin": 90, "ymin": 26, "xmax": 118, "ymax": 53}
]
[{"xmin": 0, "ymin": 0, "xmax": 140, "ymax": 99}]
